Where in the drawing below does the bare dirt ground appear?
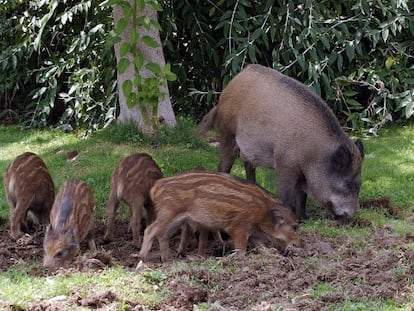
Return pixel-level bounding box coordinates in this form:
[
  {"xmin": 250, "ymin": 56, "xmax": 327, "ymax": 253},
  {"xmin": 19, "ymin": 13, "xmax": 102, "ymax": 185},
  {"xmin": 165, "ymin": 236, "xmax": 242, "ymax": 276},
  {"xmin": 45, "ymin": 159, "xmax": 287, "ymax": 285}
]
[{"xmin": 0, "ymin": 205, "xmax": 413, "ymax": 311}]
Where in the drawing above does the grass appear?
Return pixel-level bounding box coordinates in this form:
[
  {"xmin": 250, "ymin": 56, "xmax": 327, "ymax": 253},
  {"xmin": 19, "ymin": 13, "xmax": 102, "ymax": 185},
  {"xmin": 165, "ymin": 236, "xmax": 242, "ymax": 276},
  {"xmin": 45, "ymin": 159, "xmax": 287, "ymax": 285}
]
[
  {"xmin": 1, "ymin": 264, "xmax": 168, "ymax": 309},
  {"xmin": 360, "ymin": 125, "xmax": 414, "ymax": 208},
  {"xmin": 0, "ymin": 120, "xmax": 414, "ymax": 310},
  {"xmin": 335, "ymin": 299, "xmax": 409, "ymax": 311}
]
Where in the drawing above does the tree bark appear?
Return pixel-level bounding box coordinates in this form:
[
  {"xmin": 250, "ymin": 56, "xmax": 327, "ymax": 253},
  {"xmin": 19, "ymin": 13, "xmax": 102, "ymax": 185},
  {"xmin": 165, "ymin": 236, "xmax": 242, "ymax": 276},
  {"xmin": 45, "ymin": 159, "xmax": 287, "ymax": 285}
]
[{"xmin": 113, "ymin": 4, "xmax": 176, "ymax": 133}]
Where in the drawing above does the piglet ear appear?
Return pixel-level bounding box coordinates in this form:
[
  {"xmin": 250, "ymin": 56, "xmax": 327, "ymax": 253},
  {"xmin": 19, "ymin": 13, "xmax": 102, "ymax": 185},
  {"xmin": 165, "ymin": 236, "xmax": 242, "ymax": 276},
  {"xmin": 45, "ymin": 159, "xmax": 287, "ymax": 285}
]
[
  {"xmin": 270, "ymin": 207, "xmax": 284, "ymax": 226},
  {"xmin": 355, "ymin": 139, "xmax": 364, "ymax": 159},
  {"xmin": 66, "ymin": 228, "xmax": 75, "ymax": 241},
  {"xmin": 45, "ymin": 224, "xmax": 51, "ymax": 237},
  {"xmin": 331, "ymin": 145, "xmax": 352, "ymax": 173},
  {"xmin": 66, "ymin": 229, "xmax": 78, "ymax": 250}
]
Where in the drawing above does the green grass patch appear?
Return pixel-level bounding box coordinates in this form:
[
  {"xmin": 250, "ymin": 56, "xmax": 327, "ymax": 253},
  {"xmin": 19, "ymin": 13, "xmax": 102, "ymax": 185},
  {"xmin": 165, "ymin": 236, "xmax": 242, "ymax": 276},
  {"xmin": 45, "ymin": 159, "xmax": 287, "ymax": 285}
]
[
  {"xmin": 0, "ymin": 264, "xmax": 168, "ymax": 309},
  {"xmin": 311, "ymin": 282, "xmax": 338, "ymax": 299},
  {"xmin": 303, "ymin": 218, "xmax": 372, "ymax": 239},
  {"xmin": 334, "ymin": 298, "xmax": 412, "ymax": 311},
  {"xmin": 360, "ymin": 124, "xmax": 414, "ymax": 210}
]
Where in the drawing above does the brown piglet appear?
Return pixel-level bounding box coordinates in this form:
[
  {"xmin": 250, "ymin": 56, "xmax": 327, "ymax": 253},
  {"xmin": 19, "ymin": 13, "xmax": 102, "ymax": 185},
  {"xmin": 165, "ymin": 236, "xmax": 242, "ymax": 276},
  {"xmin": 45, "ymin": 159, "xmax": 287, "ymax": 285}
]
[
  {"xmin": 139, "ymin": 172, "xmax": 301, "ymax": 261},
  {"xmin": 104, "ymin": 153, "xmax": 163, "ymax": 248},
  {"xmin": 43, "ymin": 179, "xmax": 96, "ymax": 269},
  {"xmin": 3, "ymin": 152, "xmax": 55, "ymax": 239}
]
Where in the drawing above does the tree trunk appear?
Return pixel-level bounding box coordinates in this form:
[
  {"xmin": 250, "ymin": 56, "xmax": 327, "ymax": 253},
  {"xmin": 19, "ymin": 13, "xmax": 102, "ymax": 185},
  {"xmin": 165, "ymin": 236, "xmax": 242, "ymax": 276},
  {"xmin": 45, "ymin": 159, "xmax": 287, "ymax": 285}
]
[{"xmin": 113, "ymin": 4, "xmax": 176, "ymax": 134}]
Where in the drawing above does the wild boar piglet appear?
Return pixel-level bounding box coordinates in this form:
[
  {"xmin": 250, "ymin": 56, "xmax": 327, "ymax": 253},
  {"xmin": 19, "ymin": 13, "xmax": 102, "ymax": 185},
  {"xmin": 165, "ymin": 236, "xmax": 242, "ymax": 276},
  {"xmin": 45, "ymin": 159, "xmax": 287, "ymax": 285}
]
[
  {"xmin": 139, "ymin": 172, "xmax": 301, "ymax": 262},
  {"xmin": 3, "ymin": 152, "xmax": 54, "ymax": 239},
  {"xmin": 104, "ymin": 153, "xmax": 163, "ymax": 248},
  {"xmin": 43, "ymin": 179, "xmax": 96, "ymax": 269}
]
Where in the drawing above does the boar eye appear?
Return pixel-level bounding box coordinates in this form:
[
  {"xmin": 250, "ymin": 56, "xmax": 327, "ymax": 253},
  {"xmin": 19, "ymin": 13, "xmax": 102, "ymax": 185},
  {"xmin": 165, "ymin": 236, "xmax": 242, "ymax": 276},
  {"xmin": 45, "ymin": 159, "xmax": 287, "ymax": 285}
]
[
  {"xmin": 346, "ymin": 180, "xmax": 360, "ymax": 192},
  {"xmin": 54, "ymin": 250, "xmax": 64, "ymax": 259},
  {"xmin": 292, "ymin": 224, "xmax": 299, "ymax": 231}
]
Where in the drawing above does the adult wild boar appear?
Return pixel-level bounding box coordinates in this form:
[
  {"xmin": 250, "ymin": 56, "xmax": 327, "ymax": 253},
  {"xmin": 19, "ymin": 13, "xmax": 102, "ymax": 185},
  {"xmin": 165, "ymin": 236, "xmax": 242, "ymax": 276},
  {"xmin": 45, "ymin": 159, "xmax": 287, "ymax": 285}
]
[{"xmin": 199, "ymin": 64, "xmax": 364, "ymax": 220}]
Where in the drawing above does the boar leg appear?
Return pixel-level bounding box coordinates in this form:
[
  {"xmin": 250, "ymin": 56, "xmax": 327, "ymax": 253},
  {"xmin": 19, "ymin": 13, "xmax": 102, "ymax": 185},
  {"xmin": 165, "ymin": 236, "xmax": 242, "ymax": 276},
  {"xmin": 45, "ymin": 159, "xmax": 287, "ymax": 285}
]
[
  {"xmin": 38, "ymin": 208, "xmax": 50, "ymax": 226},
  {"xmin": 244, "ymin": 161, "xmax": 256, "ymax": 182},
  {"xmin": 218, "ymin": 134, "xmax": 237, "ymax": 173},
  {"xmin": 296, "ymin": 192, "xmax": 308, "ymax": 220},
  {"xmin": 84, "ymin": 218, "xmax": 96, "ymax": 252},
  {"xmin": 139, "ymin": 222, "xmax": 159, "ymax": 259},
  {"xmin": 228, "ymin": 227, "xmax": 250, "ymax": 256},
  {"xmin": 158, "ymin": 216, "xmax": 189, "ymax": 261},
  {"xmin": 197, "ymin": 228, "xmax": 209, "ymax": 257},
  {"xmin": 140, "ymin": 222, "xmax": 172, "ymax": 262},
  {"xmin": 158, "ymin": 235, "xmax": 171, "ymax": 262},
  {"xmin": 10, "ymin": 201, "xmax": 28, "ymax": 239},
  {"xmin": 278, "ymin": 169, "xmax": 308, "ymax": 221},
  {"xmin": 142, "ymin": 214, "xmax": 188, "ymax": 261},
  {"xmin": 87, "ymin": 233, "xmax": 97, "ymax": 252},
  {"xmin": 144, "ymin": 201, "xmax": 156, "ymax": 226},
  {"xmin": 198, "ymin": 229, "xmax": 225, "ymax": 257},
  {"xmin": 140, "ymin": 218, "xmax": 175, "ymax": 260},
  {"xmin": 103, "ymin": 192, "xmax": 120, "ymax": 243},
  {"xmin": 130, "ymin": 198, "xmax": 145, "ymax": 248},
  {"xmin": 38, "ymin": 196, "xmax": 53, "ymax": 225},
  {"xmin": 177, "ymin": 223, "xmax": 190, "ymax": 256},
  {"xmin": 240, "ymin": 151, "xmax": 256, "ymax": 181},
  {"xmin": 178, "ymin": 226, "xmax": 221, "ymax": 257}
]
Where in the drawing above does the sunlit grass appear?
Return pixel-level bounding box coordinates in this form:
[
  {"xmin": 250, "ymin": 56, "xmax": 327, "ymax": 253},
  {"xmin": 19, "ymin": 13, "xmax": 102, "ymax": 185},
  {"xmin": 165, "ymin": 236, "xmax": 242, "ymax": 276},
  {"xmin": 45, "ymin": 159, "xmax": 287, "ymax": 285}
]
[
  {"xmin": 360, "ymin": 124, "xmax": 414, "ymax": 209},
  {"xmin": 334, "ymin": 298, "xmax": 413, "ymax": 311},
  {"xmin": 0, "ymin": 264, "xmax": 168, "ymax": 309}
]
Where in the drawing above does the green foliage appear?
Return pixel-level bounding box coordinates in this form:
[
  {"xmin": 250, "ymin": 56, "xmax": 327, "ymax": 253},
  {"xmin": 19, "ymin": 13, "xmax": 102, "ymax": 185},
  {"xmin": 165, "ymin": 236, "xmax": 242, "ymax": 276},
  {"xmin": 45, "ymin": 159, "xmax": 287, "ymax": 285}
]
[
  {"xmin": 0, "ymin": 0, "xmax": 117, "ymax": 131},
  {"xmin": 1, "ymin": 0, "xmax": 413, "ymax": 134},
  {"xmin": 161, "ymin": 0, "xmax": 414, "ymax": 133}
]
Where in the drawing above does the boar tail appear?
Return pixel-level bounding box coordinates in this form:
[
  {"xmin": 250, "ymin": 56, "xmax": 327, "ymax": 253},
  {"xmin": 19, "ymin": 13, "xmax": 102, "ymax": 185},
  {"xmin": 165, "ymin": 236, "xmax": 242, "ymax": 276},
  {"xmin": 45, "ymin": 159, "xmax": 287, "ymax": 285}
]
[{"xmin": 197, "ymin": 106, "xmax": 218, "ymax": 135}]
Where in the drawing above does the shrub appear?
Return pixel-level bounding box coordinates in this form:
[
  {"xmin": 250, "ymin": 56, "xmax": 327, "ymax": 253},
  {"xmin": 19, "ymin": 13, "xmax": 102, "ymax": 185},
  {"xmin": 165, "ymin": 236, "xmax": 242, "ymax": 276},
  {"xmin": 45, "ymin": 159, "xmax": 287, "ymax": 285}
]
[{"xmin": 1, "ymin": 0, "xmax": 413, "ymax": 134}]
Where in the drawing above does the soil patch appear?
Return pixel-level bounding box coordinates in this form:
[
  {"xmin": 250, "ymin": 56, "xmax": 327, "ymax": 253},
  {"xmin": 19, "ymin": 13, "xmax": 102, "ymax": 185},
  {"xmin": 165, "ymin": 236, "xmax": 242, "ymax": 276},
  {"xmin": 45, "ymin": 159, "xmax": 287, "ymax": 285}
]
[{"xmin": 0, "ymin": 217, "xmax": 413, "ymax": 310}]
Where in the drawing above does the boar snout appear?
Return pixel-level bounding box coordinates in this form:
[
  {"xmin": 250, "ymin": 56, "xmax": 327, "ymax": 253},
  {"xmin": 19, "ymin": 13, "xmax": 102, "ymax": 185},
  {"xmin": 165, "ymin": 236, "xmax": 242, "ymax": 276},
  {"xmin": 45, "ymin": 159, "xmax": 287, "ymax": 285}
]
[
  {"xmin": 333, "ymin": 211, "xmax": 351, "ymax": 221},
  {"xmin": 329, "ymin": 201, "xmax": 358, "ymax": 221},
  {"xmin": 43, "ymin": 243, "xmax": 80, "ymax": 269},
  {"xmin": 272, "ymin": 223, "xmax": 302, "ymax": 253}
]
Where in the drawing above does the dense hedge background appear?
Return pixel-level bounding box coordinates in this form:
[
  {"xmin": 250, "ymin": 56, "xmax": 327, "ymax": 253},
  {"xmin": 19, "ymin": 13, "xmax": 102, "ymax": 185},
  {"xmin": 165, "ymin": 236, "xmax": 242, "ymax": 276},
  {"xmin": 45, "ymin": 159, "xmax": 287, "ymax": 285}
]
[{"xmin": 1, "ymin": 0, "xmax": 413, "ymax": 134}]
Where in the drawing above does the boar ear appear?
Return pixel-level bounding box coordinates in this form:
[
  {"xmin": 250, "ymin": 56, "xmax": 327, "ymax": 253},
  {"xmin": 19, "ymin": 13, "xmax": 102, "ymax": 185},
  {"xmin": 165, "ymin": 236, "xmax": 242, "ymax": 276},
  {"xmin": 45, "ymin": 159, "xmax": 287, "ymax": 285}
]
[
  {"xmin": 331, "ymin": 145, "xmax": 352, "ymax": 173},
  {"xmin": 270, "ymin": 207, "xmax": 285, "ymax": 226},
  {"xmin": 66, "ymin": 229, "xmax": 75, "ymax": 241},
  {"xmin": 355, "ymin": 139, "xmax": 364, "ymax": 159},
  {"xmin": 45, "ymin": 224, "xmax": 52, "ymax": 237}
]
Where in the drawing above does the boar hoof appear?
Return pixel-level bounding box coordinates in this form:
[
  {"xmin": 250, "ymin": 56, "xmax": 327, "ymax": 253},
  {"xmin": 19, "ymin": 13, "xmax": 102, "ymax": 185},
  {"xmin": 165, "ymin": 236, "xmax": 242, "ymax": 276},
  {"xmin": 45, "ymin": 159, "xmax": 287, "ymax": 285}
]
[
  {"xmin": 102, "ymin": 234, "xmax": 113, "ymax": 244},
  {"xmin": 10, "ymin": 230, "xmax": 24, "ymax": 241},
  {"xmin": 16, "ymin": 234, "xmax": 33, "ymax": 246},
  {"xmin": 138, "ymin": 253, "xmax": 150, "ymax": 262},
  {"xmin": 132, "ymin": 239, "xmax": 142, "ymax": 249},
  {"xmin": 88, "ymin": 239, "xmax": 97, "ymax": 252}
]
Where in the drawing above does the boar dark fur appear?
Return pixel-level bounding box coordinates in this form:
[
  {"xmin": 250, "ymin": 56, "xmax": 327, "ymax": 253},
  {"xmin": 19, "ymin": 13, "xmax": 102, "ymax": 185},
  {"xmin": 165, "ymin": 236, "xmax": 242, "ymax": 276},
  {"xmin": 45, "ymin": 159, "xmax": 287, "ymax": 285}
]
[{"xmin": 198, "ymin": 64, "xmax": 364, "ymax": 220}]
